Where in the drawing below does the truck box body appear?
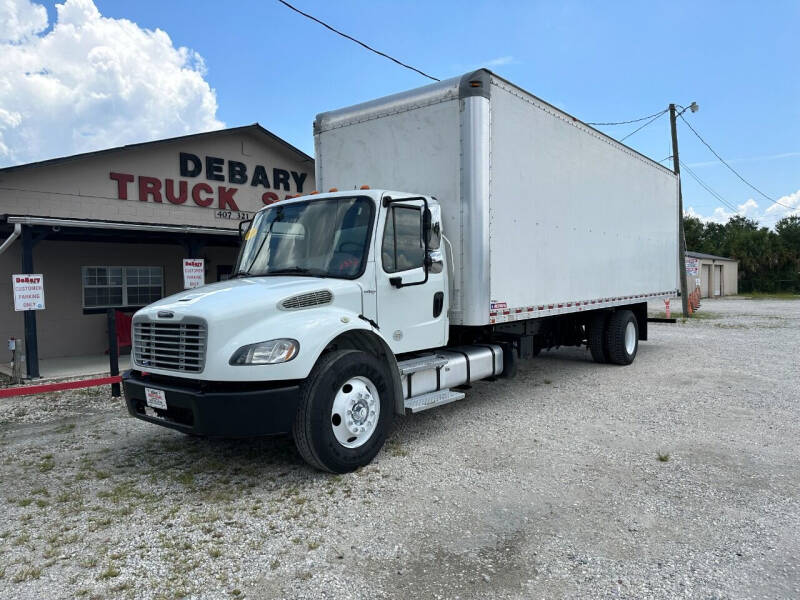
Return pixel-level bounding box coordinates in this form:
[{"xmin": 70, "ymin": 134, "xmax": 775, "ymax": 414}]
[{"xmin": 315, "ymin": 69, "xmax": 680, "ymax": 327}]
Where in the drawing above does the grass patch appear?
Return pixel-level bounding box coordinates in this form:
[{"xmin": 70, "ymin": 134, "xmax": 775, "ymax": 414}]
[
  {"xmin": 175, "ymin": 472, "xmax": 195, "ymax": 486},
  {"xmin": 688, "ymin": 311, "xmax": 720, "ymax": 320},
  {"xmin": 38, "ymin": 454, "xmax": 55, "ymax": 472},
  {"xmin": 543, "ymin": 379, "xmax": 552, "ymax": 385},
  {"xmin": 742, "ymin": 292, "xmax": 800, "ymax": 300},
  {"xmin": 657, "ymin": 452, "xmax": 671, "ymax": 462},
  {"xmin": 98, "ymin": 564, "xmax": 121, "ymax": 579},
  {"xmin": 11, "ymin": 565, "xmax": 42, "ymax": 583},
  {"xmin": 209, "ymin": 547, "xmax": 222, "ymax": 558}
]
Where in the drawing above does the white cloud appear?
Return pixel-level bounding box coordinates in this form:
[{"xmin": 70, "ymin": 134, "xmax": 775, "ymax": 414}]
[
  {"xmin": 687, "ymin": 152, "xmax": 800, "ymax": 169},
  {"xmin": 0, "ymin": 0, "xmax": 223, "ymax": 166},
  {"xmin": 0, "ymin": 0, "xmax": 47, "ymax": 42},
  {"xmin": 686, "ymin": 190, "xmax": 800, "ymax": 227},
  {"xmin": 484, "ymin": 56, "xmax": 515, "ymax": 67},
  {"xmin": 765, "ymin": 189, "xmax": 800, "ymax": 216}
]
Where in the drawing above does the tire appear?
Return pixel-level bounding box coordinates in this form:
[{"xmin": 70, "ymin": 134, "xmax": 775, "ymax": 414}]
[
  {"xmin": 293, "ymin": 349, "xmax": 394, "ymax": 473},
  {"xmin": 499, "ymin": 342, "xmax": 518, "ymax": 379},
  {"xmin": 604, "ymin": 310, "xmax": 639, "ymax": 365},
  {"xmin": 588, "ymin": 312, "xmax": 610, "ymax": 363}
]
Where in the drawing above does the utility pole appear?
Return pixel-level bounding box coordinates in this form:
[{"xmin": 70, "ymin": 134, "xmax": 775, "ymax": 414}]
[{"xmin": 669, "ymin": 103, "xmax": 690, "ymax": 318}]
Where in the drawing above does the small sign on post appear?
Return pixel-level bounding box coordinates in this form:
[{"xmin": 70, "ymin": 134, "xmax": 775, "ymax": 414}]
[
  {"xmin": 685, "ymin": 257, "xmax": 699, "ymax": 277},
  {"xmin": 183, "ymin": 259, "xmax": 205, "ymax": 289},
  {"xmin": 12, "ymin": 274, "xmax": 45, "ymax": 311}
]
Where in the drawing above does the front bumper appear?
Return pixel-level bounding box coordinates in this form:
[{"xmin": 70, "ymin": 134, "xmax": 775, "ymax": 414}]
[{"xmin": 122, "ymin": 370, "xmax": 300, "ymax": 437}]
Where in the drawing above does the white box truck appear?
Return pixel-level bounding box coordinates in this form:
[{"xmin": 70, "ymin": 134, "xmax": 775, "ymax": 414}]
[{"xmin": 123, "ymin": 70, "xmax": 679, "ymax": 473}]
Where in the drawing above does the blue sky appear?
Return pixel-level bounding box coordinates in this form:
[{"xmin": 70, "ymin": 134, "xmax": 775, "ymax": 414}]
[{"xmin": 18, "ymin": 1, "xmax": 800, "ymax": 224}]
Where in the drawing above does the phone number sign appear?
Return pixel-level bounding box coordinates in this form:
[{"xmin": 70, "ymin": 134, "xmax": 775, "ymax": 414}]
[{"xmin": 12, "ymin": 274, "xmax": 45, "ymax": 311}]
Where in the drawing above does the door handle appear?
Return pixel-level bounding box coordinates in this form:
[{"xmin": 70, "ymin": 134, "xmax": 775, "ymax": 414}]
[{"xmin": 433, "ymin": 291, "xmax": 444, "ymax": 317}]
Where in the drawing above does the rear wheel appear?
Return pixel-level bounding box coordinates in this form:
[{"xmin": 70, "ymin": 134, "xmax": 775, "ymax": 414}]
[
  {"xmin": 605, "ymin": 310, "xmax": 639, "ymax": 365},
  {"xmin": 588, "ymin": 312, "xmax": 610, "ymax": 363},
  {"xmin": 293, "ymin": 349, "xmax": 394, "ymax": 473}
]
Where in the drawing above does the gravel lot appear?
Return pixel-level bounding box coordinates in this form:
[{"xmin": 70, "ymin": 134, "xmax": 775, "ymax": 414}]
[{"xmin": 1, "ymin": 296, "xmax": 798, "ymax": 599}]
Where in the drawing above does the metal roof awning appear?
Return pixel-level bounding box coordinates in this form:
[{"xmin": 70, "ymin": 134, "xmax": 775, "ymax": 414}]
[{"xmin": 5, "ymin": 215, "xmax": 239, "ymax": 236}]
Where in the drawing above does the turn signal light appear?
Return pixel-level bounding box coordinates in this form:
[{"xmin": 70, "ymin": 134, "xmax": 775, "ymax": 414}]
[{"xmin": 360, "ymin": 185, "xmax": 370, "ymax": 190}]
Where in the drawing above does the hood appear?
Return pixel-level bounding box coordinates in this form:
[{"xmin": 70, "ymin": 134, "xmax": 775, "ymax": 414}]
[{"xmin": 135, "ymin": 276, "xmax": 363, "ymax": 322}]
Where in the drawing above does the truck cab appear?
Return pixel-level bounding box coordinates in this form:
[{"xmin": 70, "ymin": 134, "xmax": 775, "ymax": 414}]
[{"xmin": 123, "ymin": 190, "xmax": 459, "ymax": 472}]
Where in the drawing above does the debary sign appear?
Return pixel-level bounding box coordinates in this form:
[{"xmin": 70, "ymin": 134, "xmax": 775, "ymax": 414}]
[
  {"xmin": 12, "ymin": 274, "xmax": 45, "ymax": 311},
  {"xmin": 109, "ymin": 152, "xmax": 310, "ymax": 212}
]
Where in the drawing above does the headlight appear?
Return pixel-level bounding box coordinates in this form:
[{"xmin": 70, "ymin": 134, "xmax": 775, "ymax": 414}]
[{"xmin": 229, "ymin": 339, "xmax": 299, "ymax": 365}]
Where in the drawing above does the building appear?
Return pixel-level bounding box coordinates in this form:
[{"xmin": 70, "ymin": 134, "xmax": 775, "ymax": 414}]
[
  {"xmin": 685, "ymin": 251, "xmax": 739, "ymax": 298},
  {"xmin": 0, "ymin": 125, "xmax": 314, "ymax": 378}
]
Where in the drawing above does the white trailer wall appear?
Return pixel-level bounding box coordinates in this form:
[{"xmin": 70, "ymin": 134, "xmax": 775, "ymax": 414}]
[
  {"xmin": 316, "ymin": 70, "xmax": 679, "ymax": 327},
  {"xmin": 488, "ymin": 77, "xmax": 679, "ymax": 314}
]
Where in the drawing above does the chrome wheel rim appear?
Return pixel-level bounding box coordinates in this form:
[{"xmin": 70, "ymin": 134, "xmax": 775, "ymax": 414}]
[
  {"xmin": 624, "ymin": 321, "xmax": 637, "ymax": 355},
  {"xmin": 331, "ymin": 376, "xmax": 380, "ymax": 449}
]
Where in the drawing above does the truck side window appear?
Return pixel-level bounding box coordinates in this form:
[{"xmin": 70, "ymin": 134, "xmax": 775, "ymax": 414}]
[{"xmin": 382, "ymin": 205, "xmax": 424, "ymax": 273}]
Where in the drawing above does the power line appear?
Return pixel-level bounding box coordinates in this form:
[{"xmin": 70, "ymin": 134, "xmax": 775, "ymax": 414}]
[
  {"xmin": 679, "ymin": 160, "xmax": 740, "ymax": 214},
  {"xmin": 678, "ymin": 113, "xmax": 793, "ymax": 210},
  {"xmin": 586, "ymin": 109, "xmax": 667, "ymax": 126},
  {"xmin": 619, "ymin": 109, "xmax": 668, "ymax": 142},
  {"xmin": 277, "ymin": 0, "xmax": 440, "ymax": 82}
]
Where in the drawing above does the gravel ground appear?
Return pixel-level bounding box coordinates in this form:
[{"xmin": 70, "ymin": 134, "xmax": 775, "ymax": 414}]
[{"xmin": 0, "ymin": 296, "xmax": 798, "ymax": 599}]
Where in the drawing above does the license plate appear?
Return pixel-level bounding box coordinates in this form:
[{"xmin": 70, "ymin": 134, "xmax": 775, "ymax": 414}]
[{"xmin": 145, "ymin": 387, "xmax": 167, "ymax": 410}]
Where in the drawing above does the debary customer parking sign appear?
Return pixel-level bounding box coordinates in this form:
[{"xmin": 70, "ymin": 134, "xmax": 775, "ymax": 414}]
[
  {"xmin": 12, "ymin": 274, "xmax": 45, "ymax": 311},
  {"xmin": 183, "ymin": 259, "xmax": 205, "ymax": 289}
]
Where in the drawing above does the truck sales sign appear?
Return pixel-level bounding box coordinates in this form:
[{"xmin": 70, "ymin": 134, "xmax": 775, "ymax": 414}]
[
  {"xmin": 109, "ymin": 152, "xmax": 310, "ymax": 213},
  {"xmin": 12, "ymin": 274, "xmax": 45, "ymax": 311}
]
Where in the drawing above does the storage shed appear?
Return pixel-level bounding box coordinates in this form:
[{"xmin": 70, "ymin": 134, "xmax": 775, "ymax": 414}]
[{"xmin": 685, "ymin": 251, "xmax": 739, "ymax": 298}]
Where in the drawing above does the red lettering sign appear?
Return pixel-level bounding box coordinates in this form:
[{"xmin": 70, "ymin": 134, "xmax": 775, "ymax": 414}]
[
  {"xmin": 139, "ymin": 176, "xmax": 162, "ymax": 203},
  {"xmin": 192, "ymin": 183, "xmax": 213, "ymax": 207},
  {"xmin": 218, "ymin": 186, "xmax": 239, "ymax": 210},
  {"xmin": 110, "ymin": 172, "xmax": 134, "ymax": 199},
  {"xmin": 165, "ymin": 179, "xmax": 187, "ymax": 204}
]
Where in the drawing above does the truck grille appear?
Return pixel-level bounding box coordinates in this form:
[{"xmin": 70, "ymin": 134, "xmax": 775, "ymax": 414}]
[{"xmin": 133, "ymin": 319, "xmax": 207, "ymax": 372}]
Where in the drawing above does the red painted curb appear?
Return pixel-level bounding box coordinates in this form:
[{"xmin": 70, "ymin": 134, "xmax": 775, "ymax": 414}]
[{"xmin": 0, "ymin": 376, "xmax": 122, "ymax": 399}]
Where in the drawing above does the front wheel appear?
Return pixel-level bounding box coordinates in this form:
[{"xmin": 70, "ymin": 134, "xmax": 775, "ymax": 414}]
[{"xmin": 293, "ymin": 349, "xmax": 394, "ymax": 473}]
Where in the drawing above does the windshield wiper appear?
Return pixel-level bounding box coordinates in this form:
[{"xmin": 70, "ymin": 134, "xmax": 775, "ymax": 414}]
[
  {"xmin": 263, "ymin": 267, "xmax": 326, "ymax": 277},
  {"xmin": 232, "ymin": 270, "xmax": 253, "ymax": 278}
]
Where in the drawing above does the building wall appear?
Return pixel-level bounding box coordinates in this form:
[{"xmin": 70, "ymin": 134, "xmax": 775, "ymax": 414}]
[
  {"xmin": 0, "ymin": 129, "xmax": 314, "ymax": 230},
  {"xmin": 0, "ymin": 128, "xmax": 314, "ymax": 365},
  {"xmin": 1, "ymin": 240, "xmax": 237, "ymax": 360},
  {"xmin": 686, "ymin": 258, "xmax": 738, "ymax": 298}
]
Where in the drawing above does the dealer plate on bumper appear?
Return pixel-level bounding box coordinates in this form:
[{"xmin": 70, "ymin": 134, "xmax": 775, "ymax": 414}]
[{"xmin": 145, "ymin": 387, "xmax": 168, "ymax": 410}]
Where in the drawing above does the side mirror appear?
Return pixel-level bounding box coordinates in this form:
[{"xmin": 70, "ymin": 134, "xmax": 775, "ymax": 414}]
[
  {"xmin": 422, "ymin": 208, "xmax": 432, "ymax": 247},
  {"xmin": 238, "ymin": 219, "xmax": 253, "ymax": 240}
]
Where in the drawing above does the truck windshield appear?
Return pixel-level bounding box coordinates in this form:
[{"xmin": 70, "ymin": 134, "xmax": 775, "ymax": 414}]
[{"xmin": 234, "ymin": 196, "xmax": 374, "ymax": 279}]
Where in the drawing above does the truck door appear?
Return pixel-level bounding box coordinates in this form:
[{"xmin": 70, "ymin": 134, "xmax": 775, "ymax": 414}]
[{"xmin": 375, "ymin": 198, "xmax": 447, "ymax": 354}]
